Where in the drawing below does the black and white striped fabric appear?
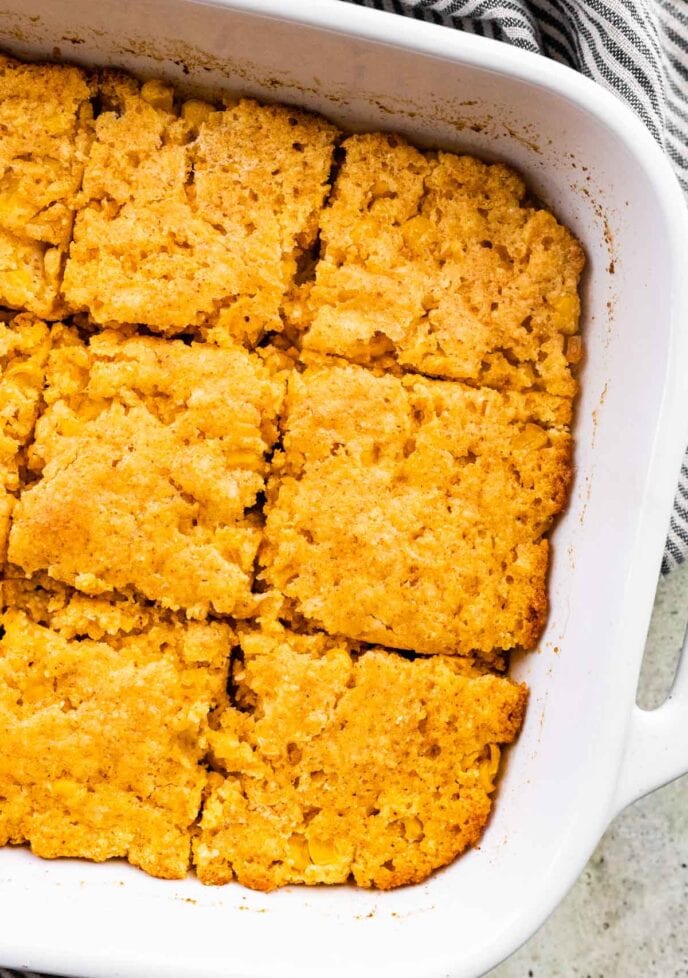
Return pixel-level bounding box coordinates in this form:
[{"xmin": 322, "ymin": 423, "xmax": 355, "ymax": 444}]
[
  {"xmin": 1, "ymin": 4, "xmax": 687, "ymax": 978},
  {"xmin": 347, "ymin": 0, "xmax": 688, "ymax": 574}
]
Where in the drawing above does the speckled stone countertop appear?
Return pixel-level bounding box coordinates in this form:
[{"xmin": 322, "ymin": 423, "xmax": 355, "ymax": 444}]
[{"xmin": 487, "ymin": 564, "xmax": 688, "ymax": 978}]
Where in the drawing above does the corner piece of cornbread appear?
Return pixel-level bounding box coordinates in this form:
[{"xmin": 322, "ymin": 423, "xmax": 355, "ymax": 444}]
[
  {"xmin": 0, "ymin": 313, "xmax": 52, "ymax": 558},
  {"xmin": 194, "ymin": 622, "xmax": 527, "ymax": 890},
  {"xmin": 0, "ymin": 55, "xmax": 93, "ymax": 318},
  {"xmin": 0, "ymin": 576, "xmax": 232, "ymax": 879},
  {"xmin": 62, "ymin": 72, "xmax": 338, "ymax": 342},
  {"xmin": 261, "ymin": 357, "xmax": 572, "ymax": 656},
  {"xmin": 291, "ymin": 133, "xmax": 584, "ymax": 397},
  {"xmin": 8, "ymin": 327, "xmax": 285, "ymax": 617}
]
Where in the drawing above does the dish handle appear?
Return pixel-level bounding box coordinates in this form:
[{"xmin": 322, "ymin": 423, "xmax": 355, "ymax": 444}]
[{"xmin": 612, "ymin": 627, "xmax": 688, "ymax": 815}]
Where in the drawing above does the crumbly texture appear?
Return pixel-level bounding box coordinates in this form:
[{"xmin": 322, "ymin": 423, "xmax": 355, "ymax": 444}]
[
  {"xmin": 0, "ymin": 55, "xmax": 92, "ymax": 318},
  {"xmin": 0, "ymin": 314, "xmax": 52, "ymax": 558},
  {"xmin": 0, "ymin": 577, "xmax": 232, "ymax": 878},
  {"xmin": 0, "ymin": 58, "xmax": 586, "ymax": 891},
  {"xmin": 8, "ymin": 327, "xmax": 285, "ymax": 617},
  {"xmin": 194, "ymin": 622, "xmax": 527, "ymax": 890},
  {"xmin": 290, "ymin": 134, "xmax": 585, "ymax": 396},
  {"xmin": 261, "ymin": 358, "xmax": 572, "ymax": 656},
  {"xmin": 62, "ymin": 73, "xmax": 337, "ymax": 341}
]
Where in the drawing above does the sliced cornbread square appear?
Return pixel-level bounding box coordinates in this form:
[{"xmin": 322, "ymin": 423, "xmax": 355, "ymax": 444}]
[
  {"xmin": 194, "ymin": 622, "xmax": 527, "ymax": 890},
  {"xmin": 261, "ymin": 358, "xmax": 572, "ymax": 656},
  {"xmin": 0, "ymin": 54, "xmax": 92, "ymax": 318},
  {"xmin": 0, "ymin": 575, "xmax": 231, "ymax": 879},
  {"xmin": 63, "ymin": 72, "xmax": 337, "ymax": 342},
  {"xmin": 0, "ymin": 314, "xmax": 52, "ymax": 558},
  {"xmin": 291, "ymin": 133, "xmax": 584, "ymax": 396},
  {"xmin": 8, "ymin": 327, "xmax": 284, "ymax": 617}
]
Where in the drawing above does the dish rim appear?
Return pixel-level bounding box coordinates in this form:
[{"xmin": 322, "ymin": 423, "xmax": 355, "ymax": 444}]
[{"xmin": 1, "ymin": 3, "xmax": 688, "ymax": 977}]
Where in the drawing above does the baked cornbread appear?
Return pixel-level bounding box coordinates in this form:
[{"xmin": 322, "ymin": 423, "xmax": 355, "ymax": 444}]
[
  {"xmin": 62, "ymin": 72, "xmax": 337, "ymax": 342},
  {"xmin": 0, "ymin": 314, "xmax": 52, "ymax": 558},
  {"xmin": 8, "ymin": 327, "xmax": 285, "ymax": 617},
  {"xmin": 290, "ymin": 133, "xmax": 584, "ymax": 397},
  {"xmin": 0, "ymin": 55, "xmax": 92, "ymax": 318},
  {"xmin": 194, "ymin": 622, "xmax": 527, "ymax": 890},
  {"xmin": 261, "ymin": 357, "xmax": 572, "ymax": 656},
  {"xmin": 0, "ymin": 53, "xmax": 586, "ymax": 892},
  {"xmin": 0, "ymin": 575, "xmax": 231, "ymax": 879}
]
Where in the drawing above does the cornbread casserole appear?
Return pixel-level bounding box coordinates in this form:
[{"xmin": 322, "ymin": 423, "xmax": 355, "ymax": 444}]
[
  {"xmin": 8, "ymin": 326, "xmax": 285, "ymax": 617},
  {"xmin": 0, "ymin": 53, "xmax": 584, "ymax": 890},
  {"xmin": 291, "ymin": 133, "xmax": 584, "ymax": 397},
  {"xmin": 0, "ymin": 576, "xmax": 231, "ymax": 878},
  {"xmin": 62, "ymin": 72, "xmax": 337, "ymax": 344},
  {"xmin": 262, "ymin": 357, "xmax": 572, "ymax": 656},
  {"xmin": 0, "ymin": 57, "xmax": 92, "ymax": 318},
  {"xmin": 195, "ymin": 622, "xmax": 527, "ymax": 890},
  {"xmin": 0, "ymin": 314, "xmax": 51, "ymax": 558}
]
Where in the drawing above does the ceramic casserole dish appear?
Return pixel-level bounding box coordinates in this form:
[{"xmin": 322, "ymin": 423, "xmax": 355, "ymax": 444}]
[{"xmin": 1, "ymin": 1, "xmax": 688, "ymax": 976}]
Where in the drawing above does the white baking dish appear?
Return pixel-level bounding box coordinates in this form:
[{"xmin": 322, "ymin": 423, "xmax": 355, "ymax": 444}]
[{"xmin": 1, "ymin": 2, "xmax": 688, "ymax": 976}]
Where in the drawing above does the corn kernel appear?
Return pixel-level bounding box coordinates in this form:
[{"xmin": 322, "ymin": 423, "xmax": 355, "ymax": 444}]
[
  {"xmin": 551, "ymin": 293, "xmax": 580, "ymax": 334},
  {"xmin": 223, "ymin": 452, "xmax": 265, "ymax": 471},
  {"xmin": 401, "ymin": 815, "xmax": 424, "ymax": 842},
  {"xmin": 514, "ymin": 423, "xmax": 549, "ymax": 451},
  {"xmin": 288, "ymin": 833, "xmax": 310, "ymax": 871},
  {"xmin": 0, "ymin": 190, "xmax": 24, "ymax": 223},
  {"xmin": 48, "ymin": 778, "xmax": 83, "ymax": 803},
  {"xmin": 140, "ymin": 79, "xmax": 175, "ymax": 113},
  {"xmin": 307, "ymin": 835, "xmax": 338, "ymax": 865},
  {"xmin": 371, "ymin": 179, "xmax": 392, "ymax": 198},
  {"xmin": 43, "ymin": 247, "xmax": 62, "ymax": 282},
  {"xmin": 402, "ymin": 215, "xmax": 435, "ymax": 254},
  {"xmin": 479, "ymin": 764, "xmax": 495, "ymax": 792},
  {"xmin": 182, "ymin": 99, "xmax": 215, "ymax": 129},
  {"xmin": 566, "ymin": 334, "xmax": 583, "ymax": 364}
]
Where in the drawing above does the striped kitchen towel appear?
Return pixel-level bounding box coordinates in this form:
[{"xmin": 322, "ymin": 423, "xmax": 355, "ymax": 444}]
[{"xmin": 347, "ymin": 0, "xmax": 688, "ymax": 574}]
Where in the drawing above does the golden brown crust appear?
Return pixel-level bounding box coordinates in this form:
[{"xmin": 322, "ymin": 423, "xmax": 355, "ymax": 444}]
[
  {"xmin": 0, "ymin": 55, "xmax": 93, "ymax": 317},
  {"xmin": 0, "ymin": 59, "xmax": 583, "ymax": 892},
  {"xmin": 261, "ymin": 358, "xmax": 572, "ymax": 656},
  {"xmin": 8, "ymin": 326, "xmax": 285, "ymax": 617},
  {"xmin": 0, "ymin": 577, "xmax": 232, "ymax": 879},
  {"xmin": 193, "ymin": 622, "xmax": 527, "ymax": 890},
  {"xmin": 63, "ymin": 73, "xmax": 337, "ymax": 341},
  {"xmin": 290, "ymin": 133, "xmax": 585, "ymax": 396},
  {"xmin": 0, "ymin": 313, "xmax": 52, "ymax": 560}
]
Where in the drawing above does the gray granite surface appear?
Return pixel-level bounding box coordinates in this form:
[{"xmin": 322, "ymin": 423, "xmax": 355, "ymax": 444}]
[{"xmin": 487, "ymin": 564, "xmax": 688, "ymax": 978}]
